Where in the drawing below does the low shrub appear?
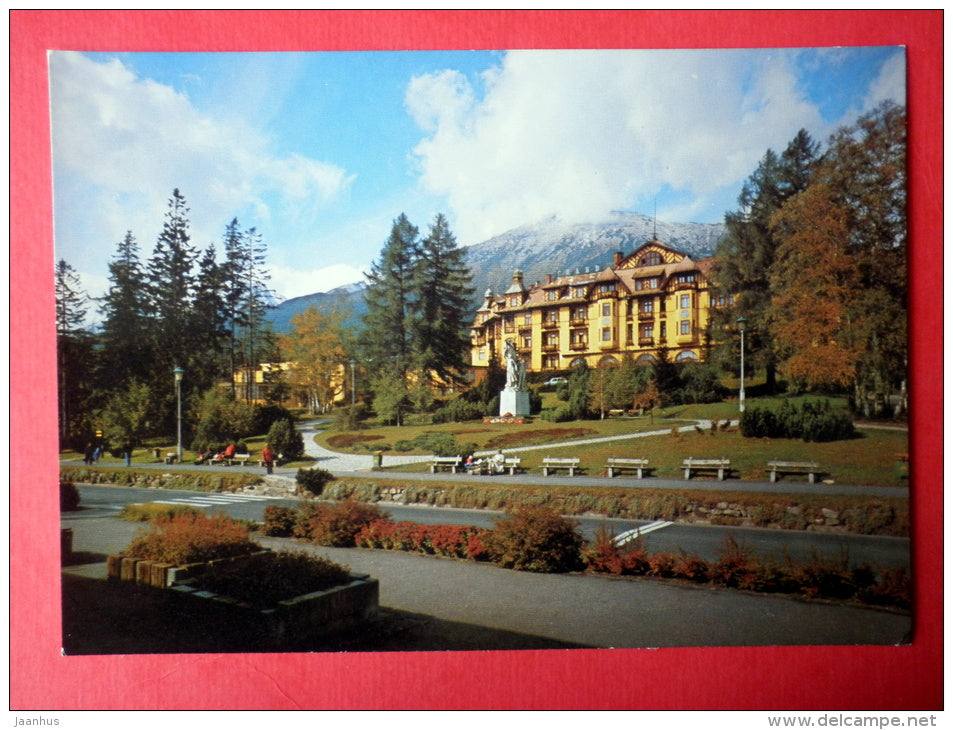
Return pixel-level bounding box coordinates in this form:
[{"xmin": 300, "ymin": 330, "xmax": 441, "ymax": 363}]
[
  {"xmin": 432, "ymin": 398, "xmax": 486, "ymax": 424},
  {"xmin": 296, "ymin": 467, "xmax": 334, "ymax": 497},
  {"xmin": 123, "ymin": 511, "xmax": 259, "ymax": 566},
  {"xmin": 261, "ymin": 505, "xmax": 298, "ymax": 537},
  {"xmin": 306, "ymin": 499, "xmax": 389, "ymax": 547},
  {"xmin": 355, "ymin": 519, "xmax": 491, "ymax": 560},
  {"xmin": 740, "ymin": 399, "xmax": 856, "ymax": 442},
  {"xmin": 60, "ymin": 479, "xmax": 80, "ymax": 511},
  {"xmin": 483, "ymin": 504, "xmax": 585, "ymax": 573},
  {"xmin": 190, "ymin": 549, "xmax": 352, "ymax": 609},
  {"xmin": 119, "ymin": 502, "xmax": 203, "ymax": 523}
]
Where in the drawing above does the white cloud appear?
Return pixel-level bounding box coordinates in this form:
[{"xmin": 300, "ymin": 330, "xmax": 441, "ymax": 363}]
[
  {"xmin": 49, "ymin": 51, "xmax": 353, "ymax": 289},
  {"xmin": 406, "ymin": 49, "xmax": 827, "ymax": 241},
  {"xmin": 865, "ymin": 51, "xmax": 906, "ymax": 109},
  {"xmin": 268, "ymin": 262, "xmax": 365, "ymax": 301}
]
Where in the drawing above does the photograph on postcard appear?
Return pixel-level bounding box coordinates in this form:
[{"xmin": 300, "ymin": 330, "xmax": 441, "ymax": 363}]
[{"xmin": 52, "ymin": 47, "xmax": 911, "ymax": 655}]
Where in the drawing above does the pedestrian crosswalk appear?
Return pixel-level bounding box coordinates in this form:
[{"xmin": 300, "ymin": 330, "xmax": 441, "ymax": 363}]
[{"xmin": 145, "ymin": 493, "xmax": 283, "ymax": 508}]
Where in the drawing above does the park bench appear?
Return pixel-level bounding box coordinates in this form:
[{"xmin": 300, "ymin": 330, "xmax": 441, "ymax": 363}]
[
  {"xmin": 766, "ymin": 460, "xmax": 821, "ymax": 484},
  {"xmin": 503, "ymin": 457, "xmax": 523, "ymax": 475},
  {"xmin": 542, "ymin": 457, "xmax": 581, "ymax": 476},
  {"xmin": 606, "ymin": 457, "xmax": 650, "ymax": 478},
  {"xmin": 431, "ymin": 455, "xmax": 463, "ymax": 474},
  {"xmin": 227, "ymin": 453, "xmax": 251, "ymax": 467},
  {"xmin": 682, "ymin": 457, "xmax": 731, "ymax": 481}
]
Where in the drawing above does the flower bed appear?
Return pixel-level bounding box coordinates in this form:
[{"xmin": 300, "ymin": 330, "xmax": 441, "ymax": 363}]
[{"xmin": 107, "ymin": 548, "xmax": 378, "ymax": 646}]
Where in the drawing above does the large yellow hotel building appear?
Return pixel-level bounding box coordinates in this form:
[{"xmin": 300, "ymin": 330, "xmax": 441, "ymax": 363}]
[{"xmin": 470, "ymin": 239, "xmax": 728, "ymax": 375}]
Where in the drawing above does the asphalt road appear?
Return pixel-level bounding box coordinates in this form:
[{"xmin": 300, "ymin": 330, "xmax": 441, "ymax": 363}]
[{"xmin": 75, "ymin": 484, "xmax": 910, "ymax": 570}]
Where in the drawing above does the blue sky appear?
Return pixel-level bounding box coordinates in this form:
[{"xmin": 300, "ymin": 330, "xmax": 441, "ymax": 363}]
[{"xmin": 48, "ymin": 46, "xmax": 905, "ymax": 304}]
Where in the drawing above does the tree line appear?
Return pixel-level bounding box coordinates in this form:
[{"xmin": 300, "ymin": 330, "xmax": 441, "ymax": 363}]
[
  {"xmin": 56, "ymin": 101, "xmax": 906, "ymax": 451},
  {"xmin": 56, "ymin": 188, "xmax": 280, "ymax": 449},
  {"xmin": 710, "ymin": 101, "xmax": 907, "ymax": 417}
]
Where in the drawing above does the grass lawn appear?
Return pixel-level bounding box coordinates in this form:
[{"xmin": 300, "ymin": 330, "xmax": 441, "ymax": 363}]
[{"xmin": 316, "ymin": 409, "xmax": 706, "ymax": 455}]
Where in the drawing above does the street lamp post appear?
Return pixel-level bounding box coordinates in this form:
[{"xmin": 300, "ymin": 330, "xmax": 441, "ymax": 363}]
[
  {"xmin": 349, "ymin": 359, "xmax": 357, "ymax": 405},
  {"xmin": 173, "ymin": 366, "xmax": 184, "ymax": 463},
  {"xmin": 736, "ymin": 317, "xmax": 746, "ymax": 413}
]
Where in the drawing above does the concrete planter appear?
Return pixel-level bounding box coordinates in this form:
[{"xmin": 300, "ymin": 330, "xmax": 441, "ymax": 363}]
[{"xmin": 106, "ymin": 549, "xmax": 379, "ymax": 645}]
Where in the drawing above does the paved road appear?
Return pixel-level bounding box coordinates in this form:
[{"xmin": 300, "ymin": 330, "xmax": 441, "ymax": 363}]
[
  {"xmin": 75, "ymin": 483, "xmax": 910, "ymax": 570},
  {"xmin": 61, "ymin": 512, "xmax": 912, "ymax": 652}
]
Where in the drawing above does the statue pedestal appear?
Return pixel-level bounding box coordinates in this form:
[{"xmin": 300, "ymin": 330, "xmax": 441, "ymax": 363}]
[{"xmin": 499, "ymin": 389, "xmax": 531, "ymax": 417}]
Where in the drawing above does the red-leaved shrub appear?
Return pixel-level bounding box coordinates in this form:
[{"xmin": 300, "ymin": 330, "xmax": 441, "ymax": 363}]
[
  {"xmin": 123, "ymin": 511, "xmax": 258, "ymax": 566},
  {"xmin": 483, "ymin": 504, "xmax": 585, "ymax": 573},
  {"xmin": 307, "ymin": 499, "xmax": 388, "ymax": 547}
]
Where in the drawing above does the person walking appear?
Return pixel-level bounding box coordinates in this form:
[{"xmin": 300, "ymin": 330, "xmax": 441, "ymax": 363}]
[
  {"xmin": 122, "ymin": 440, "xmax": 133, "ymax": 467},
  {"xmin": 261, "ymin": 444, "xmax": 275, "ymax": 475},
  {"xmin": 83, "ymin": 442, "xmax": 94, "ymax": 466}
]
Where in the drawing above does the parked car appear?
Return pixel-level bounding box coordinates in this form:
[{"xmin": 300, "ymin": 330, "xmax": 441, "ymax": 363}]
[{"xmin": 545, "ymin": 377, "xmax": 568, "ymax": 386}]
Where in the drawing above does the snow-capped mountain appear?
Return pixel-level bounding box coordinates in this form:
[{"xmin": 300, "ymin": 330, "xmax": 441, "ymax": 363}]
[{"xmin": 266, "ymin": 212, "xmax": 725, "ymax": 334}]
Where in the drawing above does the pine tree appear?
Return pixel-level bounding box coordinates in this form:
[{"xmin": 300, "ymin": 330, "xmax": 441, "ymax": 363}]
[
  {"xmin": 97, "ymin": 231, "xmax": 150, "ymax": 389},
  {"xmin": 221, "ymin": 221, "xmax": 276, "ymax": 401},
  {"xmin": 712, "ymin": 131, "xmax": 819, "ymax": 391},
  {"xmin": 410, "ymin": 213, "xmax": 474, "ymax": 386},
  {"xmin": 189, "ymin": 243, "xmax": 231, "ymax": 391},
  {"xmin": 145, "ymin": 189, "xmax": 197, "ymax": 433},
  {"xmin": 55, "ymin": 259, "xmax": 93, "ymax": 446},
  {"xmin": 360, "ymin": 214, "xmax": 420, "ymax": 413}
]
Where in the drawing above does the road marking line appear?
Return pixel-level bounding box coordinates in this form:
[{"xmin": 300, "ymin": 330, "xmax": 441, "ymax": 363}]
[{"xmin": 613, "ymin": 521, "xmax": 674, "ymax": 546}]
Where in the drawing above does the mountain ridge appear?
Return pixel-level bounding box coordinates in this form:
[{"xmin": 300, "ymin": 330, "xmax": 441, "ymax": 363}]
[{"xmin": 266, "ymin": 212, "xmax": 725, "ymax": 334}]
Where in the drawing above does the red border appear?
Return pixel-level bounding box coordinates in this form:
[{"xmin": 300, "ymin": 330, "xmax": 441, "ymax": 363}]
[{"xmin": 11, "ymin": 10, "xmax": 942, "ymax": 710}]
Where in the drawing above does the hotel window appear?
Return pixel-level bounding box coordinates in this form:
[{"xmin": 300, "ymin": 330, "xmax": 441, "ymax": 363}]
[
  {"xmin": 600, "ymin": 283, "xmax": 614, "ymax": 294},
  {"xmin": 601, "ymin": 302, "xmax": 612, "ymax": 317},
  {"xmin": 602, "ymin": 327, "xmax": 613, "ymax": 342},
  {"xmin": 523, "ymin": 313, "xmax": 532, "ymax": 325},
  {"xmin": 642, "ymin": 300, "xmax": 653, "ymax": 314},
  {"xmin": 680, "ymin": 320, "xmax": 691, "ymax": 335},
  {"xmin": 547, "ymin": 290, "xmax": 558, "ymax": 301},
  {"xmin": 574, "ymin": 286, "xmax": 586, "ymax": 298},
  {"xmin": 639, "ymin": 252, "xmax": 662, "ymax": 266},
  {"xmin": 544, "ymin": 354, "xmax": 559, "ymax": 369},
  {"xmin": 479, "ymin": 349, "xmax": 486, "ymax": 361},
  {"xmin": 545, "ymin": 310, "xmax": 558, "ymax": 324},
  {"xmin": 680, "ymin": 294, "xmax": 691, "ymax": 309},
  {"xmin": 546, "ymin": 332, "xmax": 559, "ymax": 346},
  {"xmin": 571, "ymin": 330, "xmax": 587, "ymax": 345},
  {"xmin": 572, "ymin": 306, "xmax": 587, "ymax": 321},
  {"xmin": 509, "ymin": 296, "xmax": 519, "ymax": 307},
  {"xmin": 522, "ymin": 334, "xmax": 533, "ymax": 349},
  {"xmin": 641, "ymin": 324, "xmax": 653, "ymax": 339}
]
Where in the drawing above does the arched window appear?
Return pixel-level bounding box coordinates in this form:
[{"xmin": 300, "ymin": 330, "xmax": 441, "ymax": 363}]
[
  {"xmin": 675, "ymin": 350, "xmax": 699, "ymax": 362},
  {"xmin": 570, "ymin": 358, "xmax": 588, "ymax": 369},
  {"xmin": 638, "ymin": 251, "xmax": 663, "ymax": 267},
  {"xmin": 635, "ymin": 353, "xmax": 655, "ymax": 365},
  {"xmin": 599, "ymin": 355, "xmax": 618, "ymax": 367}
]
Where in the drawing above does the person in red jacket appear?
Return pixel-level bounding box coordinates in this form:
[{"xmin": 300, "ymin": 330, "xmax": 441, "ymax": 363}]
[
  {"xmin": 261, "ymin": 444, "xmax": 275, "ymax": 474},
  {"xmin": 223, "ymin": 443, "xmax": 236, "ymax": 459}
]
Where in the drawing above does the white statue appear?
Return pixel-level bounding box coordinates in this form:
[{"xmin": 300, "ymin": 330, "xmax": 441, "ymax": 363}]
[{"xmin": 503, "ymin": 339, "xmax": 526, "ymax": 391}]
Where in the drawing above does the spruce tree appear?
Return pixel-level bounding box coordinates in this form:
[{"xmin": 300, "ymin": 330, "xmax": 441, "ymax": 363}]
[
  {"xmin": 361, "ymin": 213, "xmax": 420, "ymax": 387},
  {"xmin": 145, "ymin": 188, "xmax": 197, "ymax": 431},
  {"xmin": 411, "ymin": 213, "xmax": 474, "ymax": 386},
  {"xmin": 711, "ymin": 131, "xmax": 819, "ymax": 391},
  {"xmin": 55, "ymin": 259, "xmax": 93, "ymax": 446},
  {"xmin": 97, "ymin": 231, "xmax": 150, "ymax": 389}
]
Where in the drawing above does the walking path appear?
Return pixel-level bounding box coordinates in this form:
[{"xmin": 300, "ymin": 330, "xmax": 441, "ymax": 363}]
[{"xmin": 293, "ymin": 419, "xmax": 907, "ymax": 498}]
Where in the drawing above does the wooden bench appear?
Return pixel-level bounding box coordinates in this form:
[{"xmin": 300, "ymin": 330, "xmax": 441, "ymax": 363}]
[
  {"xmin": 228, "ymin": 453, "xmax": 251, "ymax": 467},
  {"xmin": 683, "ymin": 457, "xmax": 730, "ymax": 481},
  {"xmin": 606, "ymin": 457, "xmax": 650, "ymax": 478},
  {"xmin": 766, "ymin": 460, "xmax": 821, "ymax": 484},
  {"xmin": 503, "ymin": 457, "xmax": 523, "ymax": 475},
  {"xmin": 542, "ymin": 457, "xmax": 581, "ymax": 476},
  {"xmin": 431, "ymin": 455, "xmax": 463, "ymax": 474}
]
